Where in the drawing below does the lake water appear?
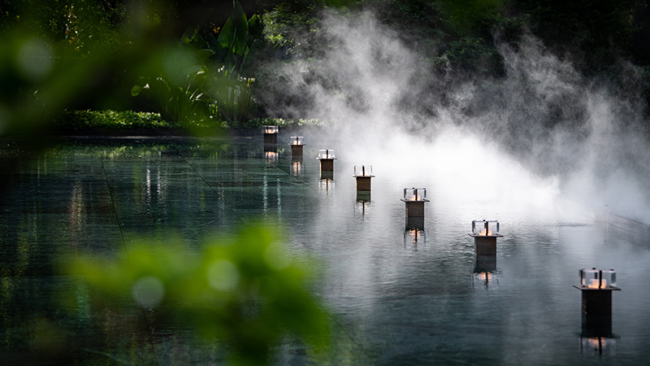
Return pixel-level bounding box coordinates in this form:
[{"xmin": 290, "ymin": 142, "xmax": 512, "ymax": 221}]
[{"xmin": 1, "ymin": 133, "xmax": 649, "ymax": 365}]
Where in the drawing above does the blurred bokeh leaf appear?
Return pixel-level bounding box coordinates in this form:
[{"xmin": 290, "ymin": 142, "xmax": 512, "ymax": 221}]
[{"xmin": 62, "ymin": 224, "xmax": 330, "ymax": 365}]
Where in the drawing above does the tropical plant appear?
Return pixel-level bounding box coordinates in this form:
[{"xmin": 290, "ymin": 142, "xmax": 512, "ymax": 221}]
[
  {"xmin": 130, "ymin": 44, "xmax": 215, "ymax": 126},
  {"xmin": 204, "ymin": 1, "xmax": 263, "ymax": 123}
]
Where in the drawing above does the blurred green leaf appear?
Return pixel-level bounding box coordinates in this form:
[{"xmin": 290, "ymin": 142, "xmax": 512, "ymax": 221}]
[
  {"xmin": 62, "ymin": 224, "xmax": 330, "ymax": 365},
  {"xmin": 130, "ymin": 84, "xmax": 144, "ymax": 97}
]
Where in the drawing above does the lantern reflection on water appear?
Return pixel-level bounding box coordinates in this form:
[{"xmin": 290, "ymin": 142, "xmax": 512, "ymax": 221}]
[
  {"xmin": 580, "ymin": 336, "xmax": 616, "ymax": 357},
  {"xmin": 355, "ymin": 199, "xmax": 371, "ymax": 217},
  {"xmin": 319, "ymin": 178, "xmax": 334, "ymax": 195},
  {"xmin": 473, "ymin": 253, "xmax": 497, "ymax": 288},
  {"xmin": 264, "ymin": 150, "xmax": 278, "ymax": 163},
  {"xmin": 404, "ymin": 228, "xmax": 425, "ymax": 247},
  {"xmin": 291, "ymin": 159, "xmax": 302, "ymax": 176},
  {"xmin": 317, "ymin": 149, "xmax": 336, "ymax": 172},
  {"xmin": 472, "ymin": 271, "xmax": 497, "ymax": 288}
]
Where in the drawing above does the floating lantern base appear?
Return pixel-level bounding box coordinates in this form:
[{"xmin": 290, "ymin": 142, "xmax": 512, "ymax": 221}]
[
  {"xmin": 320, "ymin": 159, "xmax": 334, "ymax": 172},
  {"xmin": 474, "ymin": 256, "xmax": 496, "ymax": 273},
  {"xmin": 401, "ymin": 200, "xmax": 428, "ymax": 218},
  {"xmin": 574, "ymin": 286, "xmax": 621, "ymax": 320},
  {"xmin": 470, "ymin": 234, "xmax": 503, "ymax": 256},
  {"xmin": 291, "ymin": 144, "xmax": 303, "ymax": 157},
  {"xmin": 356, "ymin": 191, "xmax": 371, "ymax": 202},
  {"xmin": 582, "ymin": 318, "xmax": 614, "ymax": 340},
  {"xmin": 264, "ymin": 134, "xmax": 278, "ymax": 145},
  {"xmin": 405, "ymin": 216, "xmax": 424, "ymax": 230},
  {"xmin": 355, "ymin": 176, "xmax": 374, "ymax": 191}
]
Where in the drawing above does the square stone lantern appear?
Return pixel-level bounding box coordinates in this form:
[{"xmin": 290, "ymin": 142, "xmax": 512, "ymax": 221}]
[
  {"xmin": 400, "ymin": 188, "xmax": 429, "ymax": 219},
  {"xmin": 574, "ymin": 268, "xmax": 620, "ymax": 319},
  {"xmin": 317, "ymin": 149, "xmax": 336, "ymax": 172},
  {"xmin": 263, "ymin": 125, "xmax": 279, "ymax": 144},
  {"xmin": 353, "ymin": 165, "xmax": 374, "ymax": 192},
  {"xmin": 469, "ymin": 220, "xmax": 503, "ymax": 256},
  {"xmin": 289, "ymin": 136, "xmax": 304, "ymax": 157}
]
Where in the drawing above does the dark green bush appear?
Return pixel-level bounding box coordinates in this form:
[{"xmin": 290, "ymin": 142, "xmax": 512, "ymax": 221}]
[{"xmin": 55, "ymin": 110, "xmax": 181, "ymax": 131}]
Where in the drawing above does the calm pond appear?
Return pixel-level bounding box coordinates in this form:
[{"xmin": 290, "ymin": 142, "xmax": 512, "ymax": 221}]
[{"xmin": 1, "ymin": 133, "xmax": 649, "ymax": 365}]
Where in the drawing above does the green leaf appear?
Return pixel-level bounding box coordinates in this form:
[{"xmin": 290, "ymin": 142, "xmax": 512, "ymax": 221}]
[
  {"xmin": 248, "ymin": 14, "xmax": 263, "ymax": 41},
  {"xmin": 217, "ymin": 2, "xmax": 249, "ymax": 57},
  {"xmin": 195, "ymin": 49, "xmax": 215, "ymax": 64},
  {"xmin": 231, "ymin": 2, "xmax": 249, "ymax": 56},
  {"xmin": 217, "ymin": 17, "xmax": 235, "ymax": 50},
  {"xmin": 130, "ymin": 84, "xmax": 144, "ymax": 97}
]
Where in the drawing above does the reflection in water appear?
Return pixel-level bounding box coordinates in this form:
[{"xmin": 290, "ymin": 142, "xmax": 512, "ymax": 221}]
[
  {"xmin": 265, "ymin": 150, "xmax": 278, "ymax": 164},
  {"xmin": 263, "ymin": 172, "xmax": 282, "ymax": 218},
  {"xmin": 277, "ymin": 177, "xmax": 282, "ymax": 217},
  {"xmin": 355, "ymin": 199, "xmax": 371, "ymax": 217},
  {"xmin": 319, "ymin": 178, "xmax": 334, "ymax": 195},
  {"xmin": 158, "ymin": 164, "xmax": 167, "ymax": 202},
  {"xmin": 4, "ymin": 139, "xmax": 650, "ymax": 364},
  {"xmin": 68, "ymin": 179, "xmax": 84, "ymax": 247},
  {"xmin": 404, "ymin": 228, "xmax": 425, "ymax": 249},
  {"xmin": 472, "ymin": 271, "xmax": 497, "ymax": 288},
  {"xmin": 473, "ymin": 256, "xmax": 497, "ymax": 288},
  {"xmin": 292, "ymin": 159, "xmax": 302, "ymax": 176},
  {"xmin": 580, "ymin": 336, "xmax": 616, "ymax": 356}
]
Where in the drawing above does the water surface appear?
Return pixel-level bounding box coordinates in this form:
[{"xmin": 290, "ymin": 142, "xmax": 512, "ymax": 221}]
[{"xmin": 1, "ymin": 134, "xmax": 649, "ymax": 365}]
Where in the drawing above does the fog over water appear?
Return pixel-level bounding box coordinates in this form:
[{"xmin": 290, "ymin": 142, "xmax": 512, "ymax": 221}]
[{"xmin": 259, "ymin": 10, "xmax": 650, "ymax": 223}]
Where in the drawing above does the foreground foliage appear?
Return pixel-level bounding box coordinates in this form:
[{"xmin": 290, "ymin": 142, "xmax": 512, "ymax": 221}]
[{"xmin": 62, "ymin": 224, "xmax": 330, "ymax": 365}]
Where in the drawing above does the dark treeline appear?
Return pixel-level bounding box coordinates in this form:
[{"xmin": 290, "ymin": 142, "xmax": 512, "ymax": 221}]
[
  {"xmin": 4, "ymin": 0, "xmax": 647, "ymax": 72},
  {"xmin": 1, "ymin": 0, "xmax": 649, "ymax": 117}
]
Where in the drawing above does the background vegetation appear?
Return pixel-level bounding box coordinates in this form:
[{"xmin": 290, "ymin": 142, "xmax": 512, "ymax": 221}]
[{"xmin": 1, "ymin": 0, "xmax": 647, "ymax": 135}]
